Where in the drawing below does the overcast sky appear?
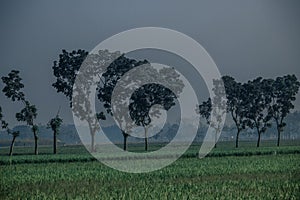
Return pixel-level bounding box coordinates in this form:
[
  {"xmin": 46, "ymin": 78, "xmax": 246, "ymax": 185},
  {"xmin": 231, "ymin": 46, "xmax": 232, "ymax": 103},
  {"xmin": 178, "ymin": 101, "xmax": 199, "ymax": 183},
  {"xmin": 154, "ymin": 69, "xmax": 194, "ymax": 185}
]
[{"xmin": 0, "ymin": 0, "xmax": 300, "ymax": 125}]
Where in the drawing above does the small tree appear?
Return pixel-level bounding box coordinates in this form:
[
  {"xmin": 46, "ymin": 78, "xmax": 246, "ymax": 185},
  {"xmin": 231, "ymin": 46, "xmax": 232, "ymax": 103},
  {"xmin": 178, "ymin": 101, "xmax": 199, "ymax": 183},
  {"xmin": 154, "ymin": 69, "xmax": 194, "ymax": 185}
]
[
  {"xmin": 0, "ymin": 106, "xmax": 20, "ymax": 156},
  {"xmin": 7, "ymin": 130, "xmax": 20, "ymax": 156},
  {"xmin": 0, "ymin": 106, "xmax": 7, "ymax": 148},
  {"xmin": 1, "ymin": 70, "xmax": 39, "ymax": 154},
  {"xmin": 15, "ymin": 100, "xmax": 38, "ymax": 154},
  {"xmin": 268, "ymin": 75, "xmax": 300, "ymax": 146},
  {"xmin": 47, "ymin": 109, "xmax": 63, "ymax": 154}
]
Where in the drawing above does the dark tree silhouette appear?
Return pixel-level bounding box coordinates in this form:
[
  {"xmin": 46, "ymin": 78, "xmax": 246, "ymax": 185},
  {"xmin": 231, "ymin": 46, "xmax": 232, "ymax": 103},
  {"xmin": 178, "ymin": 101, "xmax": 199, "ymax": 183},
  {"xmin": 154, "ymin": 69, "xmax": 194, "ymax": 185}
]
[
  {"xmin": 129, "ymin": 83, "xmax": 181, "ymax": 151},
  {"xmin": 0, "ymin": 106, "xmax": 7, "ymax": 129},
  {"xmin": 7, "ymin": 129, "xmax": 20, "ymax": 156},
  {"xmin": 197, "ymin": 79, "xmax": 226, "ymax": 148},
  {"xmin": 47, "ymin": 109, "xmax": 63, "ymax": 154},
  {"xmin": 52, "ymin": 49, "xmax": 115, "ymax": 152},
  {"xmin": 97, "ymin": 55, "xmax": 149, "ymax": 151},
  {"xmin": 15, "ymin": 100, "xmax": 38, "ymax": 154},
  {"xmin": 268, "ymin": 75, "xmax": 300, "ymax": 146},
  {"xmin": 1, "ymin": 70, "xmax": 39, "ymax": 154},
  {"xmin": 197, "ymin": 98, "xmax": 212, "ymax": 125},
  {"xmin": 222, "ymin": 76, "xmax": 247, "ymax": 148},
  {"xmin": 0, "ymin": 106, "xmax": 20, "ymax": 156},
  {"xmin": 52, "ymin": 49, "xmax": 88, "ymax": 104},
  {"xmin": 243, "ymin": 78, "xmax": 273, "ymax": 147}
]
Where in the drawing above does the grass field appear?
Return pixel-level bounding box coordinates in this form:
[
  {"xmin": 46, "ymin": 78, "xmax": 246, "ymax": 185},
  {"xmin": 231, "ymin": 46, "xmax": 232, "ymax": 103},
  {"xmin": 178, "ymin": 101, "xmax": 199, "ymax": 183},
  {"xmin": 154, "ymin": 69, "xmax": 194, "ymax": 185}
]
[{"xmin": 0, "ymin": 141, "xmax": 300, "ymax": 199}]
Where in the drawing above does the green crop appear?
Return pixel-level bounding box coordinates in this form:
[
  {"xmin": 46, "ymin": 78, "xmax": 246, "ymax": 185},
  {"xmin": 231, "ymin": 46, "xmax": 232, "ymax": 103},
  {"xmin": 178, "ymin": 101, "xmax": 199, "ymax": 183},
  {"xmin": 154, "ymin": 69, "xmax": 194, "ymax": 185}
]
[{"xmin": 0, "ymin": 143, "xmax": 299, "ymax": 199}]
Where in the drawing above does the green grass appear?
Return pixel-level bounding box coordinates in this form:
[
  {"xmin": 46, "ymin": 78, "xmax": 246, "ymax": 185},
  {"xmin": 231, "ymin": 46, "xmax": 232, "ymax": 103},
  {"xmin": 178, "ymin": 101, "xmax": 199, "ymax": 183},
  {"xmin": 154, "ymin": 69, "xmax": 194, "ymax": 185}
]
[
  {"xmin": 0, "ymin": 141, "xmax": 299, "ymax": 199},
  {"xmin": 0, "ymin": 141, "xmax": 300, "ymax": 165},
  {"xmin": 0, "ymin": 154, "xmax": 299, "ymax": 199}
]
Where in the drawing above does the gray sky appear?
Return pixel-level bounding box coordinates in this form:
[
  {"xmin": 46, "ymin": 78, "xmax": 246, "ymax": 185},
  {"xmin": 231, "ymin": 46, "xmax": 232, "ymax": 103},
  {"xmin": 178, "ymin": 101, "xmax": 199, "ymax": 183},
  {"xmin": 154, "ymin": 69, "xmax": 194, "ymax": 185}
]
[{"xmin": 0, "ymin": 0, "xmax": 300, "ymax": 125}]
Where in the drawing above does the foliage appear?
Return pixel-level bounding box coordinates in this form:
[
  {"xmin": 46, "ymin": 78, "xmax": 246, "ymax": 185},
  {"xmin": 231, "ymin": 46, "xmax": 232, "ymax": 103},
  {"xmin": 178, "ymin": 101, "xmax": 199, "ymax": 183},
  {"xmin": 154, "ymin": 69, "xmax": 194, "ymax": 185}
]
[
  {"xmin": 128, "ymin": 67, "xmax": 184, "ymax": 151},
  {"xmin": 15, "ymin": 101, "xmax": 38, "ymax": 126},
  {"xmin": 97, "ymin": 54, "xmax": 149, "ymax": 150},
  {"xmin": 52, "ymin": 49, "xmax": 116, "ymax": 152},
  {"xmin": 47, "ymin": 115, "xmax": 63, "ymax": 134},
  {"xmin": 1, "ymin": 70, "xmax": 25, "ymax": 101},
  {"xmin": 52, "ymin": 49, "xmax": 88, "ymax": 103},
  {"xmin": 267, "ymin": 74, "xmax": 300, "ymax": 146},
  {"xmin": 1, "ymin": 70, "xmax": 39, "ymax": 154},
  {"xmin": 0, "ymin": 106, "xmax": 8, "ymax": 129},
  {"xmin": 222, "ymin": 75, "xmax": 247, "ymax": 148},
  {"xmin": 243, "ymin": 78, "xmax": 273, "ymax": 147},
  {"xmin": 197, "ymin": 78, "xmax": 227, "ymax": 147}
]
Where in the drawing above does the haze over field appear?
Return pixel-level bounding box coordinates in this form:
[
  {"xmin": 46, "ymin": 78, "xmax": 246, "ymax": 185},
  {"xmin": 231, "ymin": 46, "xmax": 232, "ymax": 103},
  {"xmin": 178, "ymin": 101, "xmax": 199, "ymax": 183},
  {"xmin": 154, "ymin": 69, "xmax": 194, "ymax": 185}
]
[{"xmin": 0, "ymin": 0, "xmax": 300, "ymax": 125}]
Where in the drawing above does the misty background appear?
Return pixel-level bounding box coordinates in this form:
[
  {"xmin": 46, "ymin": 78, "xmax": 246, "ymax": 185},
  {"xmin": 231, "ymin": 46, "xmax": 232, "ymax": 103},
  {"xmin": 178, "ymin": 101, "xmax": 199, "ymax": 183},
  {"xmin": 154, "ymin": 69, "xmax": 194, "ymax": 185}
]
[{"xmin": 0, "ymin": 0, "xmax": 300, "ymax": 126}]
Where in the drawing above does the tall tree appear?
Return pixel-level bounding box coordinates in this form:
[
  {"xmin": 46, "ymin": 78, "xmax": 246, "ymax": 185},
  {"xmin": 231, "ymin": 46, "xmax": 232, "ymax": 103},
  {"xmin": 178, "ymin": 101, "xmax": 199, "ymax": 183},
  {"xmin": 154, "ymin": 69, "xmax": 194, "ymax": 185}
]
[
  {"xmin": 53, "ymin": 49, "xmax": 93, "ymax": 152},
  {"xmin": 52, "ymin": 49, "xmax": 116, "ymax": 152},
  {"xmin": 97, "ymin": 54, "xmax": 149, "ymax": 151},
  {"xmin": 268, "ymin": 75, "xmax": 300, "ymax": 146},
  {"xmin": 197, "ymin": 79, "xmax": 227, "ymax": 148},
  {"xmin": 243, "ymin": 78, "xmax": 273, "ymax": 147},
  {"xmin": 47, "ymin": 109, "xmax": 63, "ymax": 154},
  {"xmin": 1, "ymin": 70, "xmax": 39, "ymax": 154},
  {"xmin": 222, "ymin": 76, "xmax": 247, "ymax": 148},
  {"xmin": 129, "ymin": 83, "xmax": 182, "ymax": 151}
]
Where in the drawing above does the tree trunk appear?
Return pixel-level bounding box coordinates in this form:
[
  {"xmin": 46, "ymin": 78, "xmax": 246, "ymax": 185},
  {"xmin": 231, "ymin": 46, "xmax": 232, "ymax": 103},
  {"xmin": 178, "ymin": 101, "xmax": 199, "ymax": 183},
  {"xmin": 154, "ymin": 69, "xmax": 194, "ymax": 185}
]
[
  {"xmin": 144, "ymin": 127, "xmax": 148, "ymax": 151},
  {"xmin": 33, "ymin": 130, "xmax": 38, "ymax": 155},
  {"xmin": 91, "ymin": 132, "xmax": 95, "ymax": 153},
  {"xmin": 214, "ymin": 131, "xmax": 217, "ymax": 148},
  {"xmin": 235, "ymin": 129, "xmax": 240, "ymax": 148},
  {"xmin": 123, "ymin": 132, "xmax": 128, "ymax": 151},
  {"xmin": 257, "ymin": 131, "xmax": 261, "ymax": 147},
  {"xmin": 53, "ymin": 130, "xmax": 57, "ymax": 154},
  {"xmin": 88, "ymin": 122, "xmax": 96, "ymax": 153},
  {"xmin": 277, "ymin": 127, "xmax": 281, "ymax": 147},
  {"xmin": 9, "ymin": 136, "xmax": 16, "ymax": 156}
]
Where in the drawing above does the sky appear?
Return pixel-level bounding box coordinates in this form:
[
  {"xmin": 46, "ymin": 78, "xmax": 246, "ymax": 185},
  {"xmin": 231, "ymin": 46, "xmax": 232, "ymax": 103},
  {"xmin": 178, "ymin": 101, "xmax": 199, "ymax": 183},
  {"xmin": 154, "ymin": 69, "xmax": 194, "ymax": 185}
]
[{"xmin": 0, "ymin": 0, "xmax": 300, "ymax": 125}]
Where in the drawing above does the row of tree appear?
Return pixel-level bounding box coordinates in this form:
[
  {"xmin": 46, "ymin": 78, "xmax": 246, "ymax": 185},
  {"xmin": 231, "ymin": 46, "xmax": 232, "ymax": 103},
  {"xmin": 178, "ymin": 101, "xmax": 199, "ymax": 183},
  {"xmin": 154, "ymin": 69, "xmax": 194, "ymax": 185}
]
[
  {"xmin": 1, "ymin": 48, "xmax": 299, "ymax": 156},
  {"xmin": 52, "ymin": 49, "xmax": 182, "ymax": 152},
  {"xmin": 0, "ymin": 70, "xmax": 63, "ymax": 155},
  {"xmin": 197, "ymin": 75, "xmax": 300, "ymax": 148}
]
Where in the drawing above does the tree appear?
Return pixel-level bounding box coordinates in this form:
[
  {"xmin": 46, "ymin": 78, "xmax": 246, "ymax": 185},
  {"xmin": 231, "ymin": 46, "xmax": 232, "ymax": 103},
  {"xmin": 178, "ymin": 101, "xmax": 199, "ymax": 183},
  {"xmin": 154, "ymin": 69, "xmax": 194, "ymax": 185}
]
[
  {"xmin": 97, "ymin": 54, "xmax": 149, "ymax": 151},
  {"xmin": 243, "ymin": 78, "xmax": 273, "ymax": 147},
  {"xmin": 1, "ymin": 70, "xmax": 39, "ymax": 154},
  {"xmin": 222, "ymin": 76, "xmax": 247, "ymax": 148},
  {"xmin": 7, "ymin": 130, "xmax": 20, "ymax": 156},
  {"xmin": 47, "ymin": 109, "xmax": 63, "ymax": 154},
  {"xmin": 53, "ymin": 49, "xmax": 116, "ymax": 152},
  {"xmin": 0, "ymin": 106, "xmax": 20, "ymax": 156},
  {"xmin": 268, "ymin": 75, "xmax": 300, "ymax": 146},
  {"xmin": 52, "ymin": 49, "xmax": 95, "ymax": 151},
  {"xmin": 129, "ymin": 83, "xmax": 181, "ymax": 151},
  {"xmin": 15, "ymin": 100, "xmax": 38, "ymax": 154},
  {"xmin": 197, "ymin": 79, "xmax": 226, "ymax": 148},
  {"xmin": 197, "ymin": 98, "xmax": 212, "ymax": 125}
]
